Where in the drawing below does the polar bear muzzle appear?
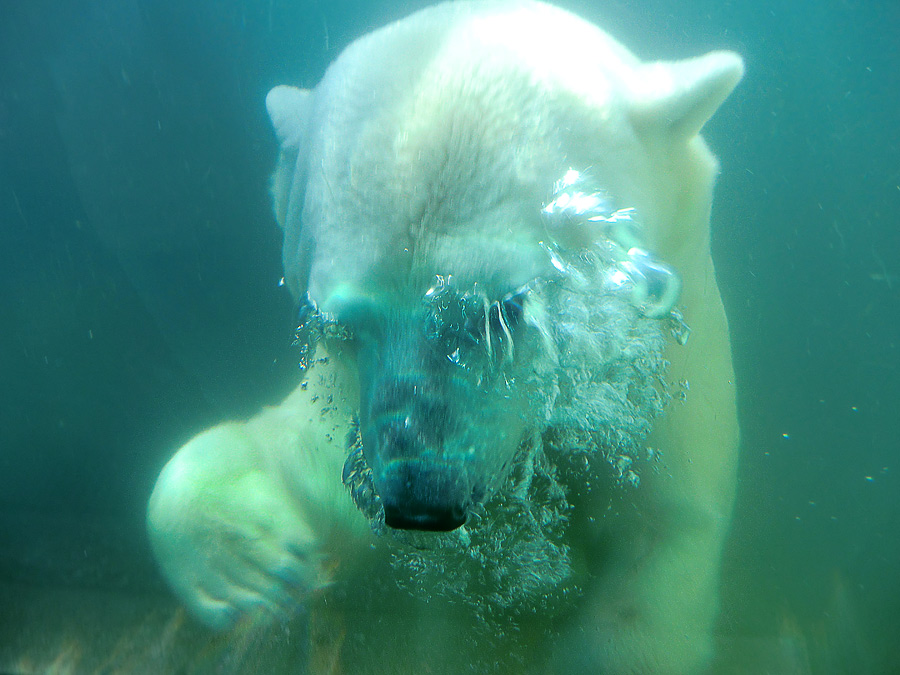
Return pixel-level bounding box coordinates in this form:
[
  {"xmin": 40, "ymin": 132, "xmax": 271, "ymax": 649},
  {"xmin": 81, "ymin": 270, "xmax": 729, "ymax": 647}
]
[
  {"xmin": 361, "ymin": 368, "xmax": 478, "ymax": 532},
  {"xmin": 352, "ymin": 304, "xmax": 531, "ymax": 533}
]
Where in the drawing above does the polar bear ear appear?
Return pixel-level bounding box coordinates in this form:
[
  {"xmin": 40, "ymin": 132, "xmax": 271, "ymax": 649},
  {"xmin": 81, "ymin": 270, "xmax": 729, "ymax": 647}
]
[
  {"xmin": 266, "ymin": 85, "xmax": 313, "ymax": 230},
  {"xmin": 266, "ymin": 85, "xmax": 312, "ymax": 149},
  {"xmin": 629, "ymin": 51, "xmax": 744, "ymax": 141}
]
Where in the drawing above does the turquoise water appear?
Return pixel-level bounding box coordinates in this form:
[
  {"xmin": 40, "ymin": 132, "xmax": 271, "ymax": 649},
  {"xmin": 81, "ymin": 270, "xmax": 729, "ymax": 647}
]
[{"xmin": 1, "ymin": 0, "xmax": 897, "ymax": 672}]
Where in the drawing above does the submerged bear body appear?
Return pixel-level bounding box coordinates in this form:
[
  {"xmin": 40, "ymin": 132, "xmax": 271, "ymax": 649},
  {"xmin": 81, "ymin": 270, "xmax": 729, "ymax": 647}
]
[{"xmin": 147, "ymin": 2, "xmax": 742, "ymax": 672}]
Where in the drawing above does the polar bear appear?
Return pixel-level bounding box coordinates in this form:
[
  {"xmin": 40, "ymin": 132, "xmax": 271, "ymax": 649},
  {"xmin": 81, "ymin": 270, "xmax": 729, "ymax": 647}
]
[{"xmin": 147, "ymin": 1, "xmax": 742, "ymax": 672}]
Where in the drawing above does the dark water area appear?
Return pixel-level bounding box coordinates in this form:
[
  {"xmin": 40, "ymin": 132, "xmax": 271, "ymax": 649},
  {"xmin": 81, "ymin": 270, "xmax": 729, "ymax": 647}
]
[{"xmin": 1, "ymin": 0, "xmax": 897, "ymax": 672}]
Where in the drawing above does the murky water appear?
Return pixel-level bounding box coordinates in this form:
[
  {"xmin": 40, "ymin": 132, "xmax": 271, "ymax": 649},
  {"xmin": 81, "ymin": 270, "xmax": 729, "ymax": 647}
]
[{"xmin": 1, "ymin": 0, "xmax": 897, "ymax": 672}]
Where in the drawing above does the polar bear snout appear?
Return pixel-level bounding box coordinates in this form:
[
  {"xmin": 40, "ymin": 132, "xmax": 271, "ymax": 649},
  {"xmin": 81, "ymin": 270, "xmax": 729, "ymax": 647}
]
[
  {"xmin": 360, "ymin": 373, "xmax": 478, "ymax": 532},
  {"xmin": 348, "ymin": 305, "xmax": 533, "ymax": 533},
  {"xmin": 379, "ymin": 460, "xmax": 470, "ymax": 532}
]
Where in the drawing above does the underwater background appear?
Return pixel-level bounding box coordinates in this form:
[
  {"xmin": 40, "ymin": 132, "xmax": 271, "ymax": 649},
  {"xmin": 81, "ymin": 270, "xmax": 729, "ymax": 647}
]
[{"xmin": 1, "ymin": 0, "xmax": 897, "ymax": 672}]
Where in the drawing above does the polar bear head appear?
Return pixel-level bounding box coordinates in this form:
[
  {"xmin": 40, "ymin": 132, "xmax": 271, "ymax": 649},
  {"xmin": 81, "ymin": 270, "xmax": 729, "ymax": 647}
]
[{"xmin": 266, "ymin": 1, "xmax": 742, "ymax": 533}]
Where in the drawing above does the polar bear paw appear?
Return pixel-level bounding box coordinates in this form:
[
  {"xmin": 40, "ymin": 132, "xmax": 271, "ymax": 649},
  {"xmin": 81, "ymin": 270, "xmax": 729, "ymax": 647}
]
[{"xmin": 146, "ymin": 425, "xmax": 323, "ymax": 630}]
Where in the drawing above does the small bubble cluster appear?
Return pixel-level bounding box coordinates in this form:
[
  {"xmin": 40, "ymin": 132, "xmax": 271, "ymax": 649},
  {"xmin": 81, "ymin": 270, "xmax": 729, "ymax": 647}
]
[
  {"xmin": 292, "ymin": 293, "xmax": 351, "ymax": 371},
  {"xmin": 541, "ymin": 168, "xmax": 683, "ymax": 319}
]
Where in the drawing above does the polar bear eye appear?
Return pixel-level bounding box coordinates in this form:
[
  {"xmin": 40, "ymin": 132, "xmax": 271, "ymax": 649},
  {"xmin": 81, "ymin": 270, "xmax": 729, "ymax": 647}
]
[
  {"xmin": 481, "ymin": 289, "xmax": 528, "ymax": 364},
  {"xmin": 422, "ymin": 276, "xmax": 533, "ymax": 372},
  {"xmin": 499, "ymin": 288, "xmax": 527, "ymax": 330}
]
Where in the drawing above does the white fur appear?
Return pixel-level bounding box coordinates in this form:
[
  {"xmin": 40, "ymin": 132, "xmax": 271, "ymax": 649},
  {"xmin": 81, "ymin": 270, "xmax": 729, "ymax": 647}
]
[{"xmin": 148, "ymin": 2, "xmax": 742, "ymax": 672}]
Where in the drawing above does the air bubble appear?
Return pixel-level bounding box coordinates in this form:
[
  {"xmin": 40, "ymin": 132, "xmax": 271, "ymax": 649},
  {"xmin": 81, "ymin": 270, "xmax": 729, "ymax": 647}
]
[{"xmin": 540, "ymin": 168, "xmax": 684, "ymax": 320}]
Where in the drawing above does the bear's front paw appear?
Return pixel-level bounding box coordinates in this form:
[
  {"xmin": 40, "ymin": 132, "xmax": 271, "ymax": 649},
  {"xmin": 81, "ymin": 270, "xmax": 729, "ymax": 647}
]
[{"xmin": 147, "ymin": 426, "xmax": 324, "ymax": 630}]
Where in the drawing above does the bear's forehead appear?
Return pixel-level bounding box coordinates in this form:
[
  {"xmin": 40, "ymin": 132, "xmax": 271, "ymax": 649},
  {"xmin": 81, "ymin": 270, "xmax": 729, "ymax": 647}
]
[{"xmin": 310, "ymin": 222, "xmax": 552, "ymax": 310}]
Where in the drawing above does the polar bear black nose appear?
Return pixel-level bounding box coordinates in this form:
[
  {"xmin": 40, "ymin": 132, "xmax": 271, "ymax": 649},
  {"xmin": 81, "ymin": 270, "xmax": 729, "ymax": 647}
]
[
  {"xmin": 384, "ymin": 501, "xmax": 467, "ymax": 532},
  {"xmin": 379, "ymin": 460, "xmax": 468, "ymax": 532}
]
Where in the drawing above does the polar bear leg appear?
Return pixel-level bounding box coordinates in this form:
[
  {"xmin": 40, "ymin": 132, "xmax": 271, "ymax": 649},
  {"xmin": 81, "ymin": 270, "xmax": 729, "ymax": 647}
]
[
  {"xmin": 147, "ymin": 423, "xmax": 322, "ymax": 629},
  {"xmin": 551, "ymin": 256, "xmax": 740, "ymax": 674}
]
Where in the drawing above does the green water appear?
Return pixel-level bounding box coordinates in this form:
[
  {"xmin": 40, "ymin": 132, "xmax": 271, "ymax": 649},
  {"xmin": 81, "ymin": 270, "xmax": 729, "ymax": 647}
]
[{"xmin": 1, "ymin": 0, "xmax": 897, "ymax": 672}]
